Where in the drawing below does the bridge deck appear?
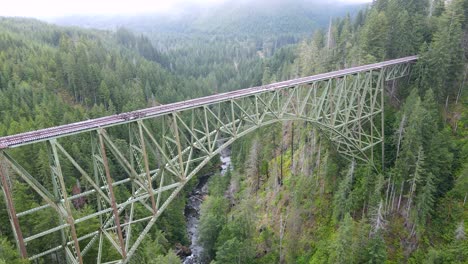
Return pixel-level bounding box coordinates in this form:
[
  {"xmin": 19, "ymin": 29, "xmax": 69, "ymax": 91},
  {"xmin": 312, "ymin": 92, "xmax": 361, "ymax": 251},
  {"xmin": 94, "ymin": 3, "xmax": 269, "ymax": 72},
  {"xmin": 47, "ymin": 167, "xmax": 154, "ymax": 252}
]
[{"xmin": 0, "ymin": 56, "xmax": 417, "ymax": 149}]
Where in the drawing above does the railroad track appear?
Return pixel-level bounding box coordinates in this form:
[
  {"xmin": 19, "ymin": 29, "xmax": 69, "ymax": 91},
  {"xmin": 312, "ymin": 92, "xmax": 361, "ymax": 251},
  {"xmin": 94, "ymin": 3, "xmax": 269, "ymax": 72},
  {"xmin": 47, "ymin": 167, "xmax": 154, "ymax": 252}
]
[{"xmin": 0, "ymin": 56, "xmax": 417, "ymax": 149}]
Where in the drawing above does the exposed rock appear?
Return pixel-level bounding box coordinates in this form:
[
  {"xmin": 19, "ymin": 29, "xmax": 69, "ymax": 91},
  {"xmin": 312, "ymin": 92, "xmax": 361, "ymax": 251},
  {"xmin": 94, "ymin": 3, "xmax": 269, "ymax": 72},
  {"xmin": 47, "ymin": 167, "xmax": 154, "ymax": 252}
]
[{"xmin": 175, "ymin": 243, "xmax": 192, "ymax": 258}]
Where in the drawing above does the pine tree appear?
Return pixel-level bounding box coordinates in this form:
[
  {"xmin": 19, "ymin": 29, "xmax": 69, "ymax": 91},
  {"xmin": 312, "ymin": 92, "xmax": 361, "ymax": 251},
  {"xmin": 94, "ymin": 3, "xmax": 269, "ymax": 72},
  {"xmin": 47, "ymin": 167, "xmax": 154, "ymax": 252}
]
[
  {"xmin": 35, "ymin": 146, "xmax": 52, "ymax": 190},
  {"xmin": 333, "ymin": 161, "xmax": 355, "ymax": 222},
  {"xmin": 247, "ymin": 138, "xmax": 261, "ymax": 193},
  {"xmin": 262, "ymin": 63, "xmax": 272, "ymax": 85},
  {"xmin": 149, "ymin": 251, "xmax": 181, "ymax": 264},
  {"xmin": 397, "ymin": 0, "xmax": 429, "ymax": 15},
  {"xmin": 406, "ymin": 147, "xmax": 424, "ymax": 214},
  {"xmin": 364, "ymin": 233, "xmax": 387, "ymax": 264},
  {"xmin": 198, "ymin": 196, "xmax": 228, "ymax": 262},
  {"xmin": 421, "ymin": 89, "xmax": 453, "ymax": 197},
  {"xmin": 0, "ymin": 237, "xmax": 27, "ymax": 264},
  {"xmin": 360, "ymin": 10, "xmax": 389, "ymax": 62},
  {"xmin": 98, "ymin": 80, "xmax": 110, "ymax": 105},
  {"xmin": 329, "ymin": 214, "xmax": 355, "ymax": 264},
  {"xmin": 417, "ymin": 0, "xmax": 465, "ymax": 102},
  {"xmin": 215, "ymin": 238, "xmax": 245, "ymax": 264},
  {"xmin": 373, "ymin": 0, "xmax": 389, "ymax": 12},
  {"xmin": 415, "ymin": 172, "xmax": 435, "ymax": 227},
  {"xmin": 394, "ymin": 90, "xmax": 424, "ymax": 182}
]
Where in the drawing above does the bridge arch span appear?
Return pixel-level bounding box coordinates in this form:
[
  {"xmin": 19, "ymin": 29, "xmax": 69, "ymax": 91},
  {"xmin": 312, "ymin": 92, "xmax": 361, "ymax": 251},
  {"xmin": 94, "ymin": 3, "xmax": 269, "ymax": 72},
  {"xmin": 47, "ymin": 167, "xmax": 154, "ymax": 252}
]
[{"xmin": 0, "ymin": 56, "xmax": 416, "ymax": 263}]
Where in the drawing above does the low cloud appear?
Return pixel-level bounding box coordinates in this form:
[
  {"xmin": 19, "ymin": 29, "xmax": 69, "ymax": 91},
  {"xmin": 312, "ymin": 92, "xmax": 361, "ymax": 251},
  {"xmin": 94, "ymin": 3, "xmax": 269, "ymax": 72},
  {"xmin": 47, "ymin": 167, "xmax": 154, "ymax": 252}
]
[{"xmin": 0, "ymin": 0, "xmax": 371, "ymax": 18}]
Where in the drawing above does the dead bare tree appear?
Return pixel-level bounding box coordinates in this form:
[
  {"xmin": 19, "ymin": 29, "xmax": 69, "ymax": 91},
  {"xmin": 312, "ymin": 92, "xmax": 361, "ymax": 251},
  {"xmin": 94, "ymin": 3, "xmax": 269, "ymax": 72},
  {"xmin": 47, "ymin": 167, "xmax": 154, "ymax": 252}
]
[{"xmin": 247, "ymin": 138, "xmax": 261, "ymax": 194}]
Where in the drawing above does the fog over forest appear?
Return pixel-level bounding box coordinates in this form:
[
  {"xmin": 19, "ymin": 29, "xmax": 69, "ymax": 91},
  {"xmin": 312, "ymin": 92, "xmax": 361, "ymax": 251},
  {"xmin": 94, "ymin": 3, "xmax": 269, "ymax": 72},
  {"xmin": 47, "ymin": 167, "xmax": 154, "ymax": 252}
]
[{"xmin": 1, "ymin": 0, "xmax": 371, "ymax": 17}]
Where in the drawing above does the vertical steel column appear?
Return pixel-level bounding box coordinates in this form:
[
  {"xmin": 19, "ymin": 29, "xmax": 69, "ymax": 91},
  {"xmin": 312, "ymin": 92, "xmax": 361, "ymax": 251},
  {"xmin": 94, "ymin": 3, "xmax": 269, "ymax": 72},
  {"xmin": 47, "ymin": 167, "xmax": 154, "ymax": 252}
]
[
  {"xmin": 231, "ymin": 100, "xmax": 237, "ymax": 137},
  {"xmin": 47, "ymin": 143, "xmax": 68, "ymax": 261},
  {"xmin": 0, "ymin": 152, "xmax": 27, "ymax": 258},
  {"xmin": 381, "ymin": 69, "xmax": 386, "ymax": 172},
  {"xmin": 126, "ymin": 124, "xmax": 135, "ymax": 253},
  {"xmin": 203, "ymin": 107, "xmax": 212, "ymax": 153},
  {"xmin": 370, "ymin": 70, "xmax": 375, "ymax": 162},
  {"xmin": 138, "ymin": 122, "xmax": 157, "ymax": 214},
  {"xmin": 97, "ymin": 129, "xmax": 127, "ymax": 259},
  {"xmin": 91, "ymin": 136, "xmax": 104, "ymax": 264},
  {"xmin": 49, "ymin": 140, "xmax": 83, "ymax": 264},
  {"xmin": 172, "ymin": 114, "xmax": 186, "ymax": 180}
]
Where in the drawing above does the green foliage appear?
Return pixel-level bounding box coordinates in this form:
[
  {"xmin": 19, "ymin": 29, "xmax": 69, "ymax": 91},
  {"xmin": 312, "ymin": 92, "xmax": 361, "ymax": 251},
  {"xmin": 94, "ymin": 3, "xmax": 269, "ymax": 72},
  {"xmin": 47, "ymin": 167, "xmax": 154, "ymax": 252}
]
[
  {"xmin": 223, "ymin": 0, "xmax": 468, "ymax": 263},
  {"xmin": 208, "ymin": 173, "xmax": 231, "ymax": 197},
  {"xmin": 365, "ymin": 233, "xmax": 388, "ymax": 264},
  {"xmin": 0, "ymin": 0, "xmax": 467, "ymax": 262},
  {"xmin": 413, "ymin": 150, "xmax": 435, "ymax": 228},
  {"xmin": 142, "ymin": 232, "xmax": 170, "ymax": 261},
  {"xmin": 333, "ymin": 162, "xmax": 355, "ymax": 222},
  {"xmin": 214, "ymin": 202, "xmax": 256, "ymax": 264},
  {"xmin": 417, "ymin": 0, "xmax": 466, "ymax": 102},
  {"xmin": 148, "ymin": 251, "xmax": 181, "ymax": 264},
  {"xmin": 360, "ymin": 10, "xmax": 389, "ymax": 61},
  {"xmin": 55, "ymin": 1, "xmax": 363, "ymax": 39},
  {"xmin": 198, "ymin": 196, "xmax": 229, "ymax": 262},
  {"xmin": 329, "ymin": 214, "xmax": 355, "ymax": 264},
  {"xmin": 158, "ymin": 195, "xmax": 189, "ymax": 245},
  {"xmin": 0, "ymin": 237, "xmax": 28, "ymax": 264},
  {"xmin": 214, "ymin": 238, "xmax": 249, "ymax": 264}
]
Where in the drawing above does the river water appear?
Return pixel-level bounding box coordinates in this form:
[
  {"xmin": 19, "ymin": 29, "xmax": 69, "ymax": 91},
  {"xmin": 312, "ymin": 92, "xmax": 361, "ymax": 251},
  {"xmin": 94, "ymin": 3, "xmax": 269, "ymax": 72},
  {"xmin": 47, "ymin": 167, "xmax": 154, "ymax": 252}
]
[{"xmin": 183, "ymin": 146, "xmax": 232, "ymax": 264}]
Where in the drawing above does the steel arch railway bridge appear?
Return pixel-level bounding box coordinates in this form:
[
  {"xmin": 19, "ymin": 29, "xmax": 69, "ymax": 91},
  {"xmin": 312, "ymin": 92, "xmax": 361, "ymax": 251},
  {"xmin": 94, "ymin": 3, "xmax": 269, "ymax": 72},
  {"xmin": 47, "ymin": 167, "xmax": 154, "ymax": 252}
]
[{"xmin": 0, "ymin": 56, "xmax": 417, "ymax": 263}]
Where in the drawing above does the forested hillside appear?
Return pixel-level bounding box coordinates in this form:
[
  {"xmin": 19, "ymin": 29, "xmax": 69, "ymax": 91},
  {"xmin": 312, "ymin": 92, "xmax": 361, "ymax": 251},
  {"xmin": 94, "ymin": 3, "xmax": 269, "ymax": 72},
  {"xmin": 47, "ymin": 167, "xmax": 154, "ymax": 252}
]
[
  {"xmin": 198, "ymin": 0, "xmax": 468, "ymax": 263},
  {"xmin": 0, "ymin": 0, "xmax": 467, "ymax": 263},
  {"xmin": 0, "ymin": 16, "xmax": 266, "ymax": 263},
  {"xmin": 51, "ymin": 0, "xmax": 363, "ymax": 37}
]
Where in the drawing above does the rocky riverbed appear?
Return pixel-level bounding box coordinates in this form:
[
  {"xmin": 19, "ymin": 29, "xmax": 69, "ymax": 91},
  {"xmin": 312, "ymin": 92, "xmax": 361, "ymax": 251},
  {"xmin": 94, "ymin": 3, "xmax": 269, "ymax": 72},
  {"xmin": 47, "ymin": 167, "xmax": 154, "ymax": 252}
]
[{"xmin": 183, "ymin": 146, "xmax": 232, "ymax": 264}]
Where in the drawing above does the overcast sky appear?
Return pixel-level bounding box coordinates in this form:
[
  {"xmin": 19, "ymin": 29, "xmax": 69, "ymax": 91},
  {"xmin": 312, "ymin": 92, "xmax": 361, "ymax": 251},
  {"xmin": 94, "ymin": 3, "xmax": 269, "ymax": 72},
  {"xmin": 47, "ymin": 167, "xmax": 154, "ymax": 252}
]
[{"xmin": 0, "ymin": 0, "xmax": 372, "ymax": 18}]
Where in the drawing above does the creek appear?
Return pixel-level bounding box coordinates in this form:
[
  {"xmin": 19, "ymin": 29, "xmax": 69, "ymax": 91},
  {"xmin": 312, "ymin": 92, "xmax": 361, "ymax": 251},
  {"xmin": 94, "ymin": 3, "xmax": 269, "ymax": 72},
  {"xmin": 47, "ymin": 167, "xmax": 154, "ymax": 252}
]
[{"xmin": 182, "ymin": 146, "xmax": 232, "ymax": 264}]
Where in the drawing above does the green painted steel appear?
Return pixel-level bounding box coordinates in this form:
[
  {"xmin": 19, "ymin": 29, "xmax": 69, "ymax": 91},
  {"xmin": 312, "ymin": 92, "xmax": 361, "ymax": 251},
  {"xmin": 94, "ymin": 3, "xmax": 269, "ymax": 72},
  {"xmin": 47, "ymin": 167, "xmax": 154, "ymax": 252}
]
[{"xmin": 0, "ymin": 57, "xmax": 416, "ymax": 263}]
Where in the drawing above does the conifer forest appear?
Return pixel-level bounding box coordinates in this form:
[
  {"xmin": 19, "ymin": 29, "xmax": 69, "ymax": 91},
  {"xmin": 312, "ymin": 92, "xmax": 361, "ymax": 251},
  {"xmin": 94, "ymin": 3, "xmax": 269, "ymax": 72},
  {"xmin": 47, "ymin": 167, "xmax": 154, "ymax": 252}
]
[{"xmin": 0, "ymin": 0, "xmax": 467, "ymax": 263}]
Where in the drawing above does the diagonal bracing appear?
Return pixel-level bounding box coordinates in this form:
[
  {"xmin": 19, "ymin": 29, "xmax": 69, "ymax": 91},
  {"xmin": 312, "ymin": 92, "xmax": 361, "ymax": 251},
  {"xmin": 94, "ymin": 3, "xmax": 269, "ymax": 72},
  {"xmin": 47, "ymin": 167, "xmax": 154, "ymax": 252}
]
[{"xmin": 0, "ymin": 56, "xmax": 417, "ymax": 263}]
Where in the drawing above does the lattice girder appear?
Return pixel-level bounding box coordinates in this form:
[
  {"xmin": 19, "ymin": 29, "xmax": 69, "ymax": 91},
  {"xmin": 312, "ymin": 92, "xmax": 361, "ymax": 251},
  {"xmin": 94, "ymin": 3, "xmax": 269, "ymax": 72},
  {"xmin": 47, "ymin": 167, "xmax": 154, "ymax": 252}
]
[{"xmin": 0, "ymin": 59, "xmax": 416, "ymax": 263}]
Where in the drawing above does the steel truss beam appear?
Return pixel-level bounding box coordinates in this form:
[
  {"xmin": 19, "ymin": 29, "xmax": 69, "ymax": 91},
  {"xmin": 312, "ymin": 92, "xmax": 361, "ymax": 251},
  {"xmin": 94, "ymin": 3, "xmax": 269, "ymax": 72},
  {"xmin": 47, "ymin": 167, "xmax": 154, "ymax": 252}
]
[{"xmin": 0, "ymin": 60, "xmax": 414, "ymax": 263}]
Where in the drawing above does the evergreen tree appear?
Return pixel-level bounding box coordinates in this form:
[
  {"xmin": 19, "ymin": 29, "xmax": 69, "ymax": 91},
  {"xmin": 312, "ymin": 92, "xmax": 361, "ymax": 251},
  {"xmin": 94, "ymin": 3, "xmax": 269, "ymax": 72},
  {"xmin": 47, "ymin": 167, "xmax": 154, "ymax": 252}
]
[
  {"xmin": 0, "ymin": 237, "xmax": 27, "ymax": 264},
  {"xmin": 329, "ymin": 214, "xmax": 355, "ymax": 264},
  {"xmin": 333, "ymin": 161, "xmax": 355, "ymax": 222},
  {"xmin": 198, "ymin": 196, "xmax": 228, "ymax": 262},
  {"xmin": 360, "ymin": 10, "xmax": 389, "ymax": 62},
  {"xmin": 364, "ymin": 233, "xmax": 388, "ymax": 264},
  {"xmin": 394, "ymin": 90, "xmax": 424, "ymax": 187},
  {"xmin": 148, "ymin": 251, "xmax": 181, "ymax": 264},
  {"xmin": 417, "ymin": 0, "xmax": 465, "ymax": 102},
  {"xmin": 415, "ymin": 169, "xmax": 435, "ymax": 228}
]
